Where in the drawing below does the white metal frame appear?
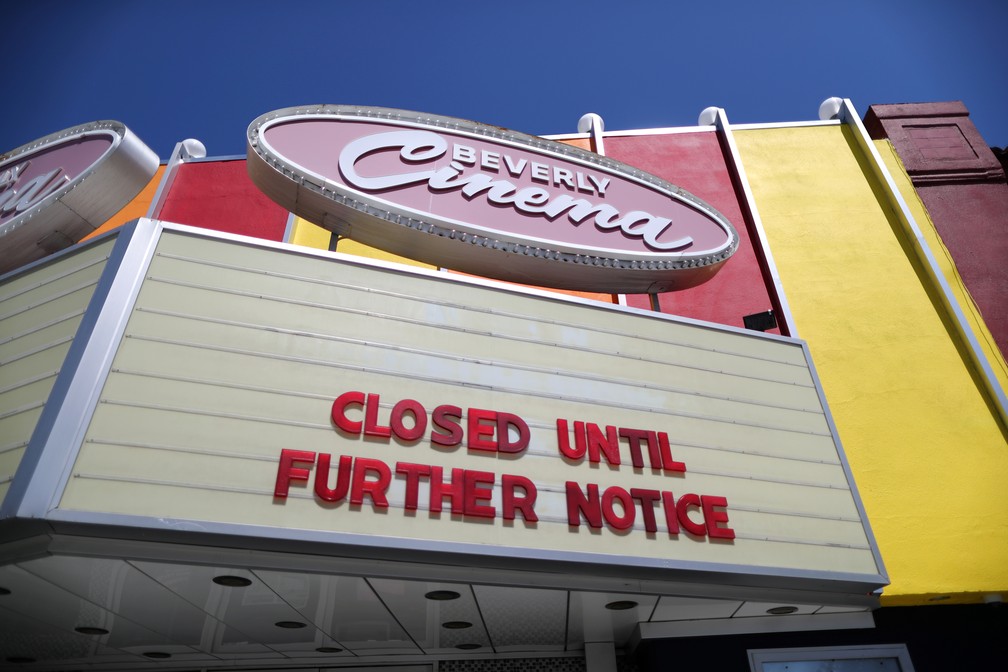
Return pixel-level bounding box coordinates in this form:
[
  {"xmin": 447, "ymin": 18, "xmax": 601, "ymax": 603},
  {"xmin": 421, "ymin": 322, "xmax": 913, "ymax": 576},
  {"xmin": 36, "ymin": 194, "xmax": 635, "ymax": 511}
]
[{"xmin": 749, "ymin": 643, "xmax": 916, "ymax": 671}]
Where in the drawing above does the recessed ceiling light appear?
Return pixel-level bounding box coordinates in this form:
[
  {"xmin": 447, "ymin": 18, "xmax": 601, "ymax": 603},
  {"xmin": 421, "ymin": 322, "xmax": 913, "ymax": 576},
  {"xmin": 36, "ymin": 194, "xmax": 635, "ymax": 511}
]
[
  {"xmin": 142, "ymin": 651, "xmax": 171, "ymax": 659},
  {"xmin": 425, "ymin": 590, "xmax": 461, "ymax": 601},
  {"xmin": 605, "ymin": 600, "xmax": 638, "ymax": 610},
  {"xmin": 442, "ymin": 621, "xmax": 472, "ymax": 629},
  {"xmin": 315, "ymin": 646, "xmax": 343, "ymax": 653},
  {"xmin": 75, "ymin": 626, "xmax": 109, "ymax": 635},
  {"xmin": 275, "ymin": 620, "xmax": 307, "ymax": 629},
  {"xmin": 212, "ymin": 575, "xmax": 252, "ymax": 587},
  {"xmin": 766, "ymin": 606, "xmax": 799, "ymax": 615},
  {"xmin": 456, "ymin": 643, "xmax": 481, "ymax": 650}
]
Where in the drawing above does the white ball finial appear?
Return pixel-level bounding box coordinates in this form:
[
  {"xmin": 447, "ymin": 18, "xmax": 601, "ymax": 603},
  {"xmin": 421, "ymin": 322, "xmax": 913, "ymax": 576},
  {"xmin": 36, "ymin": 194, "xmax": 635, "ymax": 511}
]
[
  {"xmin": 577, "ymin": 113, "xmax": 604, "ymax": 134},
  {"xmin": 819, "ymin": 97, "xmax": 844, "ymax": 121},
  {"xmin": 181, "ymin": 138, "xmax": 207, "ymax": 159},
  {"xmin": 698, "ymin": 107, "xmax": 720, "ymax": 126}
]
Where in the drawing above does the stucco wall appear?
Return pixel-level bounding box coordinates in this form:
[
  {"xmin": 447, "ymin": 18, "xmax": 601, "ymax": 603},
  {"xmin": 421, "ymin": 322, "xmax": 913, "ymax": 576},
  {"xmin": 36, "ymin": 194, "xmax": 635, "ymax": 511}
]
[{"xmin": 734, "ymin": 124, "xmax": 1008, "ymax": 604}]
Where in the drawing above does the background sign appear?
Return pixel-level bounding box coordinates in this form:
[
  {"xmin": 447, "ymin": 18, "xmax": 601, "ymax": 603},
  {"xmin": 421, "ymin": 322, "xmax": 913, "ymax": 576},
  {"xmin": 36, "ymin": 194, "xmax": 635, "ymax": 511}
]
[
  {"xmin": 247, "ymin": 106, "xmax": 739, "ymax": 293},
  {"xmin": 0, "ymin": 120, "xmax": 158, "ymax": 274}
]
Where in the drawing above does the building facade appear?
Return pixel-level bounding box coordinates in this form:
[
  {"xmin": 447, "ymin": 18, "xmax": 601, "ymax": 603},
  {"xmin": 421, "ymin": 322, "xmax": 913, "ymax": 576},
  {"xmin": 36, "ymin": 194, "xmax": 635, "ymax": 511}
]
[{"xmin": 0, "ymin": 98, "xmax": 1005, "ymax": 671}]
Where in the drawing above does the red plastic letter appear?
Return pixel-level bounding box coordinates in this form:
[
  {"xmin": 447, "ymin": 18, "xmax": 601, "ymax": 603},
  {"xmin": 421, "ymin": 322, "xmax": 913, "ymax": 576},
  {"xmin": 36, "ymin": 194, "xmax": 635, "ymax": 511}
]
[
  {"xmin": 274, "ymin": 449, "xmax": 316, "ymax": 497},
  {"xmin": 676, "ymin": 493, "xmax": 707, "ymax": 536},
  {"xmin": 331, "ymin": 391, "xmax": 365, "ymax": 434},
  {"xmin": 630, "ymin": 488, "xmax": 661, "ymax": 533},
  {"xmin": 496, "ymin": 412, "xmax": 530, "ymax": 454},
  {"xmin": 395, "ymin": 462, "xmax": 431, "ymax": 510},
  {"xmin": 662, "ymin": 491, "xmax": 680, "ymax": 535},
  {"xmin": 314, "ymin": 453, "xmax": 352, "ymax": 502},
  {"xmin": 618, "ymin": 427, "xmax": 649, "ymax": 468},
  {"xmin": 645, "ymin": 431, "xmax": 662, "ymax": 469},
  {"xmin": 429, "ymin": 466, "xmax": 465, "ymax": 514},
  {"xmin": 363, "ymin": 393, "xmax": 391, "ymax": 438},
  {"xmin": 556, "ymin": 419, "xmax": 586, "ymax": 459},
  {"xmin": 431, "ymin": 405, "xmax": 464, "ymax": 446},
  {"xmin": 587, "ymin": 423, "xmax": 620, "ymax": 466},
  {"xmin": 464, "ymin": 470, "xmax": 496, "ymax": 518},
  {"xmin": 602, "ymin": 486, "xmax": 635, "ymax": 530},
  {"xmin": 390, "ymin": 398, "xmax": 427, "ymax": 442},
  {"xmin": 502, "ymin": 474, "xmax": 538, "ymax": 522},
  {"xmin": 349, "ymin": 457, "xmax": 391, "ymax": 507},
  {"xmin": 467, "ymin": 408, "xmax": 498, "ymax": 451},
  {"xmin": 702, "ymin": 495, "xmax": 735, "ymax": 540},
  {"xmin": 565, "ymin": 481, "xmax": 602, "ymax": 528},
  {"xmin": 658, "ymin": 432, "xmax": 686, "ymax": 473}
]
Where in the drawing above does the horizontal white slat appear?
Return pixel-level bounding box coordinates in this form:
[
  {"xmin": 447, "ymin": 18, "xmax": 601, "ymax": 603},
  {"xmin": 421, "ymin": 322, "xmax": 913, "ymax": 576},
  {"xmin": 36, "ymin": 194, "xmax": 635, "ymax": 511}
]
[{"xmin": 0, "ymin": 239, "xmax": 112, "ymax": 495}]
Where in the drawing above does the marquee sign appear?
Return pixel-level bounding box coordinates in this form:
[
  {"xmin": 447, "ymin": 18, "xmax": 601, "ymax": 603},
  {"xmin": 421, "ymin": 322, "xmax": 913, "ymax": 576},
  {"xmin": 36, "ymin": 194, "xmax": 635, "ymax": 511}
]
[
  {"xmin": 47, "ymin": 226, "xmax": 885, "ymax": 597},
  {"xmin": 247, "ymin": 106, "xmax": 739, "ymax": 293},
  {"xmin": 0, "ymin": 121, "xmax": 159, "ymax": 275}
]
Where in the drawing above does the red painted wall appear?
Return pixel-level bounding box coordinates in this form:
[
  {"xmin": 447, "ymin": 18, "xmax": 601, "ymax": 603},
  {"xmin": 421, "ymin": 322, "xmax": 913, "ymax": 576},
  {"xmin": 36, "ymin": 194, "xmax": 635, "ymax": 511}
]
[
  {"xmin": 159, "ymin": 160, "xmax": 289, "ymax": 241},
  {"xmin": 914, "ymin": 181, "xmax": 1008, "ymax": 349},
  {"xmin": 605, "ymin": 132, "xmax": 780, "ymax": 333}
]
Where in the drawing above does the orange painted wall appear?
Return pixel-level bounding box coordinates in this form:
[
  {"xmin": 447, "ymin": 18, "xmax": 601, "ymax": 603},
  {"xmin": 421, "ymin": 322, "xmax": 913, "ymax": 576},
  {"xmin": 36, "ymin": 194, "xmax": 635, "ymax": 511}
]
[{"xmin": 81, "ymin": 165, "xmax": 165, "ymax": 241}]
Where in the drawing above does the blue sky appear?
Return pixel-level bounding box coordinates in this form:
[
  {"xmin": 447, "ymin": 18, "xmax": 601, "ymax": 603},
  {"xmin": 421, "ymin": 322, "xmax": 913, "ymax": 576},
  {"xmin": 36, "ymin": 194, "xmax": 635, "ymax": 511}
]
[{"xmin": 7, "ymin": 0, "xmax": 1008, "ymax": 159}]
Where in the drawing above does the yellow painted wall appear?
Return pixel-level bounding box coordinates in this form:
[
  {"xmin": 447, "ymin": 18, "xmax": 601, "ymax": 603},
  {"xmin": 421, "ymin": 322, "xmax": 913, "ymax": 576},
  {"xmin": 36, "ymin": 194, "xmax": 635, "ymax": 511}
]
[
  {"xmin": 288, "ymin": 214, "xmax": 333, "ymax": 250},
  {"xmin": 289, "ymin": 215, "xmax": 614, "ymax": 304},
  {"xmin": 289, "ymin": 216, "xmax": 437, "ymax": 270},
  {"xmin": 734, "ymin": 125, "xmax": 1008, "ymax": 605}
]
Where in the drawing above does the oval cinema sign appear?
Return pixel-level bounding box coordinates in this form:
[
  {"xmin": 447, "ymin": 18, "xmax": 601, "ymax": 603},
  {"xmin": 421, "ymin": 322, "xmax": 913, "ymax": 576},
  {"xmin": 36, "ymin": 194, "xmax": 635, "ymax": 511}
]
[
  {"xmin": 247, "ymin": 106, "xmax": 738, "ymax": 293},
  {"xmin": 0, "ymin": 120, "xmax": 158, "ymax": 275}
]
